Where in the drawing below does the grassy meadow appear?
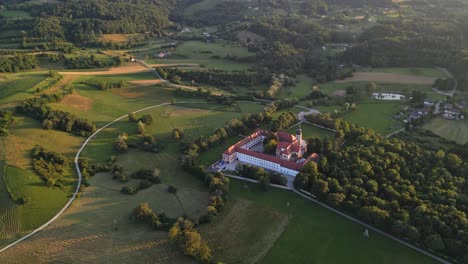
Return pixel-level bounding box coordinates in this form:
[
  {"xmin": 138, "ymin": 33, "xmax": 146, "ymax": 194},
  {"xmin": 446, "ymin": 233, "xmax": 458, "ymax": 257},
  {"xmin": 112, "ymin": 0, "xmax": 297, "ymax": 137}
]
[
  {"xmin": 227, "ymin": 180, "xmax": 438, "ymax": 264},
  {"xmin": 423, "ymin": 118, "xmax": 468, "ymax": 144},
  {"xmin": 146, "ymin": 40, "xmax": 255, "ymax": 71}
]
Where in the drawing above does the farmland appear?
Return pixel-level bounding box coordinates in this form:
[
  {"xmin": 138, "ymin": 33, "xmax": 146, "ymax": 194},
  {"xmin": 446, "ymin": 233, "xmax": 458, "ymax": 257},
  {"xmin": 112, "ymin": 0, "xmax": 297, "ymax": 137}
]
[
  {"xmin": 144, "ymin": 40, "xmax": 255, "ymax": 71},
  {"xmin": 226, "ymin": 180, "xmax": 438, "ymax": 264},
  {"xmin": 423, "ymin": 118, "xmax": 468, "ymax": 144}
]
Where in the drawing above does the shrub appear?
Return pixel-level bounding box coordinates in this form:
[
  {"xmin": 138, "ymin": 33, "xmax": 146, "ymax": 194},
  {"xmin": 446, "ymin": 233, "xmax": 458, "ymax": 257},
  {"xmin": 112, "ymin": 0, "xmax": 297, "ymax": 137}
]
[
  {"xmin": 138, "ymin": 180, "xmax": 152, "ymax": 190},
  {"xmin": 121, "ymin": 186, "xmax": 137, "ymax": 195},
  {"xmin": 167, "ymin": 185, "xmax": 177, "ymax": 194}
]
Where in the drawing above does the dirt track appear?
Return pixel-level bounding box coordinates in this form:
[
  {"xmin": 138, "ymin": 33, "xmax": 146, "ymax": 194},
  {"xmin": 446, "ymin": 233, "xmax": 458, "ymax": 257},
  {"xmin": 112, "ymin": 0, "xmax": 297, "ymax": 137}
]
[
  {"xmin": 128, "ymin": 80, "xmax": 163, "ymax": 86},
  {"xmin": 336, "ymin": 72, "xmax": 437, "ymax": 85},
  {"xmin": 59, "ymin": 64, "xmax": 199, "ymax": 76}
]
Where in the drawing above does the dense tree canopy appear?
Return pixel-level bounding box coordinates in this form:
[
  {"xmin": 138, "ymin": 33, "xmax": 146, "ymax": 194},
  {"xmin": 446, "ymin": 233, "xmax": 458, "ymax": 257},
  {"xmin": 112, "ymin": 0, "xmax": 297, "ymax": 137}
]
[{"xmin": 297, "ymin": 114, "xmax": 468, "ymax": 262}]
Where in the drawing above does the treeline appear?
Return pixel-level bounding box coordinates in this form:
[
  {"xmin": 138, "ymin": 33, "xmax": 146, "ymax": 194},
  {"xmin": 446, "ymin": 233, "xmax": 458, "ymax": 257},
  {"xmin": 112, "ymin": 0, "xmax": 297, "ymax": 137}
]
[
  {"xmin": 0, "ymin": 53, "xmax": 38, "ymax": 73},
  {"xmin": 16, "ymin": 91, "xmax": 96, "ymax": 137},
  {"xmin": 271, "ymin": 112, "xmax": 297, "ymax": 131},
  {"xmin": 157, "ymin": 67, "xmax": 271, "ymax": 89},
  {"xmin": 0, "ymin": 110, "xmax": 15, "ymax": 136},
  {"xmin": 65, "ymin": 55, "xmax": 123, "ymax": 69},
  {"xmin": 295, "ymin": 114, "xmax": 468, "ymax": 262},
  {"xmin": 32, "ymin": 146, "xmax": 69, "ymax": 187},
  {"xmin": 236, "ymin": 164, "xmax": 287, "ymax": 187},
  {"xmin": 168, "ymin": 217, "xmax": 213, "ymax": 264},
  {"xmin": 132, "ymin": 202, "xmax": 175, "ymax": 231}
]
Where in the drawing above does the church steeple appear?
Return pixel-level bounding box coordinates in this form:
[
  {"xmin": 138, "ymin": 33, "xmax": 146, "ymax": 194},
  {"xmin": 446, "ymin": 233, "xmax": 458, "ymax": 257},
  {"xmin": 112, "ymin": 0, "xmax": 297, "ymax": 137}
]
[{"xmin": 296, "ymin": 124, "xmax": 302, "ymax": 142}]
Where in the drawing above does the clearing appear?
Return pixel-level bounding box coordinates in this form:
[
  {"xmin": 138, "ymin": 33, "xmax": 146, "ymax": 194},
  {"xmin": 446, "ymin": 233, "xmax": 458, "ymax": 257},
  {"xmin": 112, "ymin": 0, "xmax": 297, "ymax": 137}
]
[{"xmin": 423, "ymin": 118, "xmax": 468, "ymax": 144}]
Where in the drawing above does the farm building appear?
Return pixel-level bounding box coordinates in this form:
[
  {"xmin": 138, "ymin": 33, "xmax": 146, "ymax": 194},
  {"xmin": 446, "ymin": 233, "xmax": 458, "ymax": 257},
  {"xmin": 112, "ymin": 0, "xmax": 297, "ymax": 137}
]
[{"xmin": 222, "ymin": 129, "xmax": 317, "ymax": 176}]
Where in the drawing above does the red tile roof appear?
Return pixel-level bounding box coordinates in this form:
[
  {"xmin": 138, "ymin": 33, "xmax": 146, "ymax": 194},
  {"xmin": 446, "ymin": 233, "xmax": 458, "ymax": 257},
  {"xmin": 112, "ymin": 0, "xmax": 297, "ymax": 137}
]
[{"xmin": 223, "ymin": 129, "xmax": 315, "ymax": 171}]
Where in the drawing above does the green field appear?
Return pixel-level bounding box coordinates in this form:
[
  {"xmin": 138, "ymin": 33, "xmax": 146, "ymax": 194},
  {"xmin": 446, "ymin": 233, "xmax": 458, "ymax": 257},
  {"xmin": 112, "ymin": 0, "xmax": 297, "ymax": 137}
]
[
  {"xmin": 0, "ymin": 10, "xmax": 31, "ymax": 18},
  {"xmin": 152, "ymin": 40, "xmax": 255, "ymax": 71},
  {"xmin": 342, "ymin": 103, "xmax": 403, "ymax": 134},
  {"xmin": 3, "ymin": 165, "xmax": 73, "ymax": 232},
  {"xmin": 318, "ymin": 81, "xmax": 445, "ymax": 101},
  {"xmin": 278, "ymin": 74, "xmax": 314, "ymax": 99},
  {"xmin": 0, "ymin": 74, "xmax": 47, "ymax": 104},
  {"xmin": 313, "ymin": 103, "xmax": 402, "ymax": 134},
  {"xmin": 288, "ymin": 122, "xmax": 335, "ymax": 139},
  {"xmin": 227, "ymin": 180, "xmax": 437, "ymax": 264},
  {"xmin": 370, "ymin": 67, "xmax": 447, "ymax": 78},
  {"xmin": 423, "ymin": 118, "xmax": 468, "ymax": 144}
]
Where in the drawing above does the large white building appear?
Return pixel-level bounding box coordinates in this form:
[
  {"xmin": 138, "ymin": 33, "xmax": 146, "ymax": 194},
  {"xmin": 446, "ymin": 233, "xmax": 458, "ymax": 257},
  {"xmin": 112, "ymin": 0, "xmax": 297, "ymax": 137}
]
[{"xmin": 222, "ymin": 129, "xmax": 317, "ymax": 176}]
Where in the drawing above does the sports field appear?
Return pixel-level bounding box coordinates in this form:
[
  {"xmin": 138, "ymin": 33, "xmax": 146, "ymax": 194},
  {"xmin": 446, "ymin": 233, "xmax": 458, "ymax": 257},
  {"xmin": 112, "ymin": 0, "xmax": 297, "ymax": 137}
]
[{"xmin": 423, "ymin": 118, "xmax": 468, "ymax": 144}]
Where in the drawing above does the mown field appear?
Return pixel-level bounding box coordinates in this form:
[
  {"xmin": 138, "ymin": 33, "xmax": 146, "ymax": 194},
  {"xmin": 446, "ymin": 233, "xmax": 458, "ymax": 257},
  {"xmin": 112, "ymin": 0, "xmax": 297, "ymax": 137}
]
[
  {"xmin": 147, "ymin": 40, "xmax": 255, "ymax": 71},
  {"xmin": 369, "ymin": 67, "xmax": 447, "ymax": 78},
  {"xmin": 228, "ymin": 180, "xmax": 438, "ymax": 264},
  {"xmin": 313, "ymin": 102, "xmax": 403, "ymax": 134},
  {"xmin": 0, "ymin": 73, "xmax": 47, "ymax": 106},
  {"xmin": 287, "ymin": 122, "xmax": 335, "ymax": 140},
  {"xmin": 278, "ymin": 74, "xmax": 315, "ymax": 99},
  {"xmin": 0, "ymin": 115, "xmax": 81, "ymax": 246},
  {"xmin": 318, "ymin": 81, "xmax": 445, "ymax": 101},
  {"xmin": 423, "ymin": 117, "xmax": 468, "ymax": 144}
]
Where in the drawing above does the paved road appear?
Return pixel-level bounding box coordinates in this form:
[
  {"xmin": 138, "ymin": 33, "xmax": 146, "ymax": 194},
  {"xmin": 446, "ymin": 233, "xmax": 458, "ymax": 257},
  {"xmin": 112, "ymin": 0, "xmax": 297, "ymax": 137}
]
[{"xmin": 433, "ymin": 67, "xmax": 457, "ymax": 97}]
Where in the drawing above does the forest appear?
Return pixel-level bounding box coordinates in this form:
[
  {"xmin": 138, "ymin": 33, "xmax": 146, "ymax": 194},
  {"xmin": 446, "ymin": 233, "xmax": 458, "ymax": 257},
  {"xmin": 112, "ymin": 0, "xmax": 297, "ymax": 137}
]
[{"xmin": 296, "ymin": 113, "xmax": 468, "ymax": 262}]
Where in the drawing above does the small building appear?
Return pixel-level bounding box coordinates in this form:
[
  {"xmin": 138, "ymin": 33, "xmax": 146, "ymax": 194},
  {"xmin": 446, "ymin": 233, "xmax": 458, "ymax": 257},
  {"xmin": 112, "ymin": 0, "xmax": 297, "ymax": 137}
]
[{"xmin": 424, "ymin": 99, "xmax": 434, "ymax": 107}]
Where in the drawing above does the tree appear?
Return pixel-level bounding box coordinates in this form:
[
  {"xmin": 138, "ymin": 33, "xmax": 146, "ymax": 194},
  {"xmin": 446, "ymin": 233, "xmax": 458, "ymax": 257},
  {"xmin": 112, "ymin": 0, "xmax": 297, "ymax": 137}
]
[
  {"xmin": 258, "ymin": 174, "xmax": 270, "ymax": 191},
  {"xmin": 446, "ymin": 153, "xmax": 462, "ymax": 171},
  {"xmin": 137, "ymin": 121, "xmax": 145, "ymax": 134},
  {"xmin": 128, "ymin": 112, "xmax": 137, "ymax": 122},
  {"xmin": 366, "ymin": 81, "xmax": 377, "ymax": 94},
  {"xmin": 312, "ymin": 179, "xmax": 329, "ymax": 198},
  {"xmin": 114, "ymin": 139, "xmax": 128, "ymax": 152},
  {"xmin": 139, "ymin": 114, "xmax": 153, "ymax": 125},
  {"xmin": 133, "ymin": 203, "xmax": 153, "ymax": 222},
  {"xmin": 424, "ymin": 234, "xmax": 445, "ymax": 251}
]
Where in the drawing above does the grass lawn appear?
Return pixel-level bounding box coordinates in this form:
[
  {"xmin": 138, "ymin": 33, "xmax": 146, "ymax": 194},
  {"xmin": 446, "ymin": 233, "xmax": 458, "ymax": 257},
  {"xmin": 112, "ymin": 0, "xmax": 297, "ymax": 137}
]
[
  {"xmin": 0, "ymin": 10, "xmax": 31, "ymax": 18},
  {"xmin": 2, "ymin": 166, "xmax": 73, "ymax": 233},
  {"xmin": 422, "ymin": 118, "xmax": 468, "ymax": 144},
  {"xmin": 318, "ymin": 81, "xmax": 445, "ymax": 101},
  {"xmin": 153, "ymin": 40, "xmax": 255, "ymax": 71},
  {"xmin": 287, "ymin": 122, "xmax": 335, "ymax": 139},
  {"xmin": 0, "ymin": 74, "xmax": 47, "ymax": 105},
  {"xmin": 0, "ymin": 116, "xmax": 82, "ymax": 244},
  {"xmin": 278, "ymin": 75, "xmax": 314, "ymax": 99},
  {"xmin": 341, "ymin": 103, "xmax": 403, "ymax": 134},
  {"xmin": 0, "ymin": 160, "xmax": 15, "ymax": 212},
  {"xmin": 199, "ymin": 198, "xmax": 289, "ymax": 264},
  {"xmin": 370, "ymin": 67, "xmax": 447, "ymax": 78},
  {"xmin": 227, "ymin": 180, "xmax": 438, "ymax": 264}
]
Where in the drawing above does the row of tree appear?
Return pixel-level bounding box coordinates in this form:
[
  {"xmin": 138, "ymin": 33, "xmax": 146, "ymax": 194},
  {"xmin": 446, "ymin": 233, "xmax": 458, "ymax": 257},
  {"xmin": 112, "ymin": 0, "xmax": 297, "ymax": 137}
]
[
  {"xmin": 32, "ymin": 146, "xmax": 69, "ymax": 187},
  {"xmin": 0, "ymin": 110, "xmax": 15, "ymax": 136},
  {"xmin": 0, "ymin": 53, "xmax": 38, "ymax": 72}
]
